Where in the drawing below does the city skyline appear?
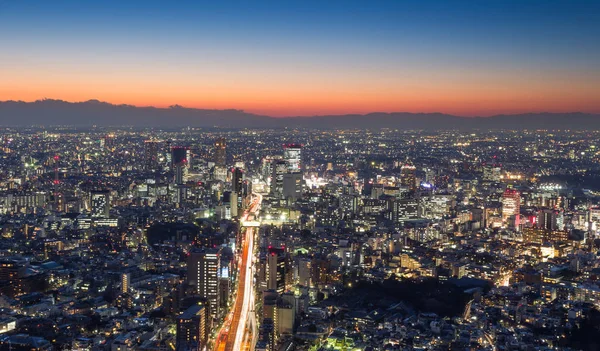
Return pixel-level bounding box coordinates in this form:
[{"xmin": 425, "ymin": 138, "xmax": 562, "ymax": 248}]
[{"xmin": 1, "ymin": 0, "xmax": 599, "ymax": 117}]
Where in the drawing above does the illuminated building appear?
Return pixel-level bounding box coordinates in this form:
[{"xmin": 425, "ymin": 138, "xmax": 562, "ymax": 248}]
[
  {"xmin": 214, "ymin": 137, "xmax": 226, "ymax": 167},
  {"xmin": 232, "ymin": 167, "xmax": 244, "ymax": 211},
  {"xmin": 187, "ymin": 248, "xmax": 221, "ymax": 318},
  {"xmin": 90, "ymin": 190, "xmax": 110, "ymax": 218},
  {"xmin": 144, "ymin": 140, "xmax": 160, "ymax": 171},
  {"xmin": 266, "ymin": 247, "xmax": 287, "ymax": 294},
  {"xmin": 270, "ymin": 160, "xmax": 288, "ymax": 199},
  {"xmin": 522, "ymin": 228, "xmax": 569, "ymax": 244},
  {"xmin": 295, "ymin": 258, "xmax": 311, "ymax": 287},
  {"xmin": 171, "ymin": 146, "xmax": 189, "ymax": 185},
  {"xmin": 121, "ymin": 273, "xmax": 130, "ymax": 294},
  {"xmin": 537, "ymin": 209, "xmax": 559, "ymax": 230},
  {"xmin": 400, "ymin": 160, "xmax": 417, "ymax": 191},
  {"xmin": 283, "ymin": 143, "xmax": 302, "ymax": 173},
  {"xmin": 176, "ymin": 305, "xmax": 208, "ymax": 351},
  {"xmin": 390, "ymin": 198, "xmax": 419, "ymax": 223},
  {"xmin": 0, "ymin": 260, "xmax": 24, "ymax": 297},
  {"xmin": 502, "ymin": 188, "xmax": 520, "ymax": 226}
]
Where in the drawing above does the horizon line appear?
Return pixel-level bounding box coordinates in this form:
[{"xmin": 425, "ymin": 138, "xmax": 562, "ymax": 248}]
[{"xmin": 1, "ymin": 97, "xmax": 598, "ymax": 119}]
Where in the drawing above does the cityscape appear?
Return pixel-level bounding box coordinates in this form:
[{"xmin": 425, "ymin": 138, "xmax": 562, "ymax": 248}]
[
  {"xmin": 0, "ymin": 129, "xmax": 598, "ymax": 350},
  {"xmin": 1, "ymin": 1, "xmax": 600, "ymax": 351}
]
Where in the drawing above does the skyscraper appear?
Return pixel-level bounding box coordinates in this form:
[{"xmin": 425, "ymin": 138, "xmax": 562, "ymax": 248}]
[
  {"xmin": 232, "ymin": 167, "xmax": 244, "ymax": 212},
  {"xmin": 90, "ymin": 190, "xmax": 110, "ymax": 218},
  {"xmin": 171, "ymin": 146, "xmax": 189, "ymax": 184},
  {"xmin": 282, "ymin": 173, "xmax": 303, "ymax": 201},
  {"xmin": 266, "ymin": 247, "xmax": 287, "ymax": 294},
  {"xmin": 121, "ymin": 273, "xmax": 130, "ymax": 294},
  {"xmin": 502, "ymin": 188, "xmax": 521, "ymax": 226},
  {"xmin": 232, "ymin": 167, "xmax": 244, "ymax": 195},
  {"xmin": 176, "ymin": 305, "xmax": 209, "ymax": 351},
  {"xmin": 400, "ymin": 160, "xmax": 417, "ymax": 191},
  {"xmin": 390, "ymin": 198, "xmax": 419, "ymax": 223},
  {"xmin": 270, "ymin": 160, "xmax": 288, "ymax": 199},
  {"xmin": 537, "ymin": 209, "xmax": 558, "ymax": 230},
  {"xmin": 187, "ymin": 248, "xmax": 221, "ymax": 318},
  {"xmin": 144, "ymin": 140, "xmax": 160, "ymax": 171},
  {"xmin": 214, "ymin": 138, "xmax": 226, "ymax": 167},
  {"xmin": 283, "ymin": 144, "xmax": 302, "ymax": 173}
]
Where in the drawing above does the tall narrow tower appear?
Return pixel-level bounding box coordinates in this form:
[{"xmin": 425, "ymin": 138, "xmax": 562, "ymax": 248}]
[
  {"xmin": 53, "ymin": 155, "xmax": 61, "ymax": 212},
  {"xmin": 214, "ymin": 138, "xmax": 226, "ymax": 167}
]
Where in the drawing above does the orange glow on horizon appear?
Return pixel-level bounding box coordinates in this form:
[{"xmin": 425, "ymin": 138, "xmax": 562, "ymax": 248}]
[{"xmin": 1, "ymin": 67, "xmax": 598, "ymax": 117}]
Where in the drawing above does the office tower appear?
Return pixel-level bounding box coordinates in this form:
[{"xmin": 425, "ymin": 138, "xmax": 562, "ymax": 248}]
[
  {"xmin": 171, "ymin": 146, "xmax": 189, "ymax": 184},
  {"xmin": 165, "ymin": 140, "xmax": 172, "ymax": 166},
  {"xmin": 176, "ymin": 305, "xmax": 208, "ymax": 351},
  {"xmin": 0, "ymin": 260, "xmax": 24, "ymax": 297},
  {"xmin": 389, "ymin": 198, "xmax": 419, "ymax": 223},
  {"xmin": 295, "ymin": 257, "xmax": 312, "ymax": 287},
  {"xmin": 144, "ymin": 140, "xmax": 160, "ymax": 171},
  {"xmin": 121, "ymin": 273, "xmax": 130, "ymax": 294},
  {"xmin": 231, "ymin": 167, "xmax": 244, "ymax": 214},
  {"xmin": 90, "ymin": 190, "xmax": 110, "ymax": 218},
  {"xmin": 232, "ymin": 167, "xmax": 244, "ymax": 194},
  {"xmin": 502, "ymin": 188, "xmax": 521, "ymax": 225},
  {"xmin": 339, "ymin": 194, "xmax": 359, "ymax": 216},
  {"xmin": 311, "ymin": 256, "xmax": 331, "ymax": 286},
  {"xmin": 522, "ymin": 228, "xmax": 569, "ymax": 244},
  {"xmin": 266, "ymin": 247, "xmax": 287, "ymax": 294},
  {"xmin": 187, "ymin": 248, "xmax": 221, "ymax": 318},
  {"xmin": 400, "ymin": 160, "xmax": 417, "ymax": 191},
  {"xmin": 221, "ymin": 191, "xmax": 236, "ymax": 219},
  {"xmin": 282, "ymin": 172, "xmax": 303, "ymax": 201},
  {"xmin": 259, "ymin": 318, "xmax": 276, "ymax": 351},
  {"xmin": 270, "ymin": 160, "xmax": 288, "ymax": 199},
  {"xmin": 214, "ymin": 137, "xmax": 226, "ymax": 167},
  {"xmin": 283, "ymin": 143, "xmax": 302, "ymax": 173},
  {"xmin": 261, "ymin": 157, "xmax": 275, "ymax": 182},
  {"xmin": 537, "ymin": 209, "xmax": 558, "ymax": 230}
]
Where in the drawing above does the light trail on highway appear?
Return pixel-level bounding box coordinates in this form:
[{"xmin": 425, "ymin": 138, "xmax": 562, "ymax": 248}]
[{"xmin": 214, "ymin": 193, "xmax": 261, "ymax": 351}]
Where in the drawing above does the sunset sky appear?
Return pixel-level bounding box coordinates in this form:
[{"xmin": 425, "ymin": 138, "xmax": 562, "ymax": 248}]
[{"xmin": 0, "ymin": 0, "xmax": 599, "ymax": 117}]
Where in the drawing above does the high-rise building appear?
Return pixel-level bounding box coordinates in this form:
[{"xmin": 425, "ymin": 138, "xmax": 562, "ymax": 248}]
[
  {"xmin": 537, "ymin": 209, "xmax": 558, "ymax": 230},
  {"xmin": 121, "ymin": 273, "xmax": 130, "ymax": 294},
  {"xmin": 0, "ymin": 260, "xmax": 24, "ymax": 297},
  {"xmin": 187, "ymin": 248, "xmax": 221, "ymax": 318},
  {"xmin": 261, "ymin": 156, "xmax": 279, "ymax": 183},
  {"xmin": 232, "ymin": 167, "xmax": 244, "ymax": 194},
  {"xmin": 283, "ymin": 144, "xmax": 302, "ymax": 173},
  {"xmin": 171, "ymin": 147, "xmax": 189, "ymax": 184},
  {"xmin": 282, "ymin": 173, "xmax": 303, "ymax": 201},
  {"xmin": 389, "ymin": 198, "xmax": 419, "ymax": 223},
  {"xmin": 214, "ymin": 138, "xmax": 226, "ymax": 167},
  {"xmin": 176, "ymin": 305, "xmax": 209, "ymax": 351},
  {"xmin": 295, "ymin": 257, "xmax": 312, "ymax": 287},
  {"xmin": 266, "ymin": 247, "xmax": 287, "ymax": 294},
  {"xmin": 90, "ymin": 190, "xmax": 110, "ymax": 218},
  {"xmin": 144, "ymin": 140, "xmax": 160, "ymax": 171},
  {"xmin": 231, "ymin": 167, "xmax": 244, "ymax": 213},
  {"xmin": 400, "ymin": 160, "xmax": 417, "ymax": 191},
  {"xmin": 270, "ymin": 160, "xmax": 288, "ymax": 199},
  {"xmin": 502, "ymin": 188, "xmax": 521, "ymax": 225}
]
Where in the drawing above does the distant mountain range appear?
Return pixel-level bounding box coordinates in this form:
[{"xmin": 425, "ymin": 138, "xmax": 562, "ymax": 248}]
[{"xmin": 0, "ymin": 99, "xmax": 599, "ymax": 130}]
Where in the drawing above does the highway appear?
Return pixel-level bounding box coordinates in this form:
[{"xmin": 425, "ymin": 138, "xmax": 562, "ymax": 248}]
[{"xmin": 213, "ymin": 193, "xmax": 261, "ymax": 351}]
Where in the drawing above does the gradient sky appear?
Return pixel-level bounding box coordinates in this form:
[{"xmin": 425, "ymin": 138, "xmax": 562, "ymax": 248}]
[{"xmin": 0, "ymin": 0, "xmax": 599, "ymax": 117}]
